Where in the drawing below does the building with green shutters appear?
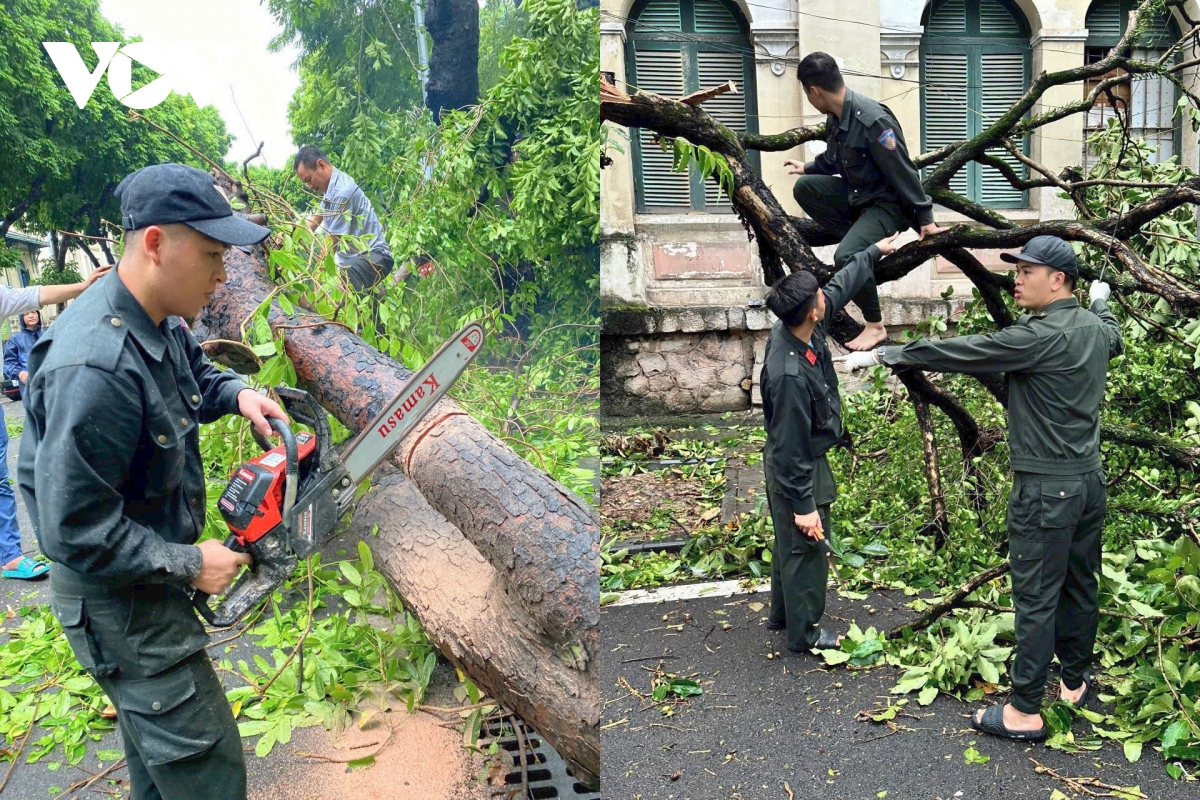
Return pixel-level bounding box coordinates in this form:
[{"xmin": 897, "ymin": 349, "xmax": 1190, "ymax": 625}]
[{"xmin": 600, "ymin": 0, "xmax": 1198, "ymax": 416}]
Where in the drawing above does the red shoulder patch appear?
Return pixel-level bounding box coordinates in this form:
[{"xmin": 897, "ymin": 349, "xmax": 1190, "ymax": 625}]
[{"xmin": 805, "ymin": 349, "xmax": 818, "ymax": 366}]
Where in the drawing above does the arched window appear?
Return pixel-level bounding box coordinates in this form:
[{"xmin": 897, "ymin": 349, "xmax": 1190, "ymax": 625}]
[
  {"xmin": 625, "ymin": 0, "xmax": 758, "ymax": 212},
  {"xmin": 920, "ymin": 0, "xmax": 1031, "ymax": 208},
  {"xmin": 1083, "ymin": 0, "xmax": 1181, "ymax": 172}
]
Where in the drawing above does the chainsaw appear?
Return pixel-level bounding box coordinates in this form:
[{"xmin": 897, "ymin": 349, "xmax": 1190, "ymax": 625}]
[{"xmin": 191, "ymin": 322, "xmax": 485, "ymax": 627}]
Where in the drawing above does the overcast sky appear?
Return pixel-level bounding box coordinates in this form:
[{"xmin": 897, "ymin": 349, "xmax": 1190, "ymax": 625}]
[{"xmin": 99, "ymin": 0, "xmax": 301, "ymax": 168}]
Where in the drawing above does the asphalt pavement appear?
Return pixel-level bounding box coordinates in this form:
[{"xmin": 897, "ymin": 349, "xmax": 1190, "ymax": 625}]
[{"xmin": 601, "ymin": 585, "xmax": 1195, "ymax": 800}]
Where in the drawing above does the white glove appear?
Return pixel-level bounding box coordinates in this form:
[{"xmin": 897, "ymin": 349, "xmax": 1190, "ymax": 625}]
[
  {"xmin": 1089, "ymin": 280, "xmax": 1111, "ymax": 306},
  {"xmin": 839, "ymin": 350, "xmax": 880, "ymax": 371}
]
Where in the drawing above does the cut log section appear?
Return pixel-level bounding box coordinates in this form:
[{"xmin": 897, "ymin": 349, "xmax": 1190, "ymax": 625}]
[
  {"xmin": 353, "ymin": 469, "xmax": 599, "ymax": 786},
  {"xmin": 192, "ymin": 194, "xmax": 599, "ymax": 786}
]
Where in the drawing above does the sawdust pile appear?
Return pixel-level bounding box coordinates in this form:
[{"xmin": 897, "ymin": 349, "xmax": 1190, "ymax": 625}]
[{"xmin": 257, "ymin": 710, "xmax": 490, "ymax": 800}]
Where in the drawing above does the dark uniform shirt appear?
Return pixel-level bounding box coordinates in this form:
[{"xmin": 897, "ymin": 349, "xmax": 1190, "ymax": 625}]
[
  {"xmin": 18, "ymin": 270, "xmax": 249, "ymax": 588},
  {"xmin": 803, "ymin": 88, "xmax": 935, "ymax": 228},
  {"xmin": 761, "ymin": 245, "xmax": 882, "ymax": 515},
  {"xmin": 882, "ymin": 297, "xmax": 1124, "ymax": 475}
]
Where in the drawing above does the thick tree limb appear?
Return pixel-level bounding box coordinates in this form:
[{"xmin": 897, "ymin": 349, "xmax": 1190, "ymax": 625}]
[
  {"xmin": 741, "ymin": 124, "xmax": 825, "ymax": 152},
  {"xmin": 194, "ymin": 186, "xmax": 599, "ymax": 781},
  {"xmin": 354, "ymin": 470, "xmax": 598, "ymax": 787},
  {"xmin": 942, "ymin": 248, "xmax": 1015, "ymax": 329},
  {"xmin": 903, "ymin": 381, "xmax": 950, "ymax": 550},
  {"xmin": 886, "ymin": 561, "xmax": 1012, "ymax": 640},
  {"xmin": 1102, "ymin": 423, "xmax": 1200, "ymax": 471}
]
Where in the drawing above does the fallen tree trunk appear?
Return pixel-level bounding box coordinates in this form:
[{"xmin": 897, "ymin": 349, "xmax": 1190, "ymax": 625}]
[
  {"xmin": 353, "ymin": 469, "xmax": 599, "ymax": 786},
  {"xmin": 193, "ymin": 208, "xmax": 599, "ymax": 784}
]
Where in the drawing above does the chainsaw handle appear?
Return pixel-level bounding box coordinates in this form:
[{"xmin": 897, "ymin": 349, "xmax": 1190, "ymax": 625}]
[
  {"xmin": 251, "ymin": 418, "xmax": 298, "ymax": 527},
  {"xmin": 191, "ymin": 534, "xmax": 245, "ymax": 626}
]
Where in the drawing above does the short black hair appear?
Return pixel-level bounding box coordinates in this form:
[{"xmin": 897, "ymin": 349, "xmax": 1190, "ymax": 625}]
[
  {"xmin": 1059, "ymin": 270, "xmax": 1076, "ymax": 292},
  {"xmin": 765, "ymin": 270, "xmax": 821, "ymax": 327},
  {"xmin": 293, "ymin": 145, "xmax": 328, "ymax": 171},
  {"xmin": 797, "ymin": 52, "xmax": 844, "ymax": 92}
]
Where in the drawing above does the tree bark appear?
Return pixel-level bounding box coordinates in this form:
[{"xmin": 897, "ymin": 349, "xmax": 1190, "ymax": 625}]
[
  {"xmin": 352, "ymin": 469, "xmax": 598, "ymax": 786},
  {"xmin": 193, "ymin": 201, "xmax": 599, "ymax": 784},
  {"xmin": 901, "ymin": 375, "xmax": 949, "ymax": 550},
  {"xmin": 0, "ymin": 178, "xmax": 44, "ymax": 240},
  {"xmin": 425, "ymin": 0, "xmax": 480, "ymax": 121}
]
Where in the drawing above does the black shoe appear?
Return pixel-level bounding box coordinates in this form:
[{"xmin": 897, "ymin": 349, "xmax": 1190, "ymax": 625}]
[
  {"xmin": 765, "ymin": 619, "xmax": 785, "ymax": 631},
  {"xmin": 812, "ymin": 629, "xmax": 842, "ymax": 650}
]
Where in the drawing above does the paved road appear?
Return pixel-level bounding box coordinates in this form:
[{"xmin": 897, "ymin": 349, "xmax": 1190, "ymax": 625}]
[{"xmin": 601, "ymin": 586, "xmax": 1195, "ymax": 799}]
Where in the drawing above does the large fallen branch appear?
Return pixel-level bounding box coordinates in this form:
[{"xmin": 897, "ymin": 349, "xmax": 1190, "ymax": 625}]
[
  {"xmin": 193, "ymin": 191, "xmax": 599, "ymax": 784},
  {"xmin": 352, "ymin": 469, "xmax": 598, "ymax": 786}
]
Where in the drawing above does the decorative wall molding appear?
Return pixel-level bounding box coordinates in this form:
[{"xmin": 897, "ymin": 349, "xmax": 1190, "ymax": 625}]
[
  {"xmin": 600, "ymin": 21, "xmax": 627, "ymax": 43},
  {"xmin": 750, "ymin": 25, "xmax": 799, "ymax": 77},
  {"xmin": 1030, "ymin": 30, "xmax": 1089, "ymax": 47},
  {"xmin": 880, "ymin": 30, "xmax": 922, "ymax": 80}
]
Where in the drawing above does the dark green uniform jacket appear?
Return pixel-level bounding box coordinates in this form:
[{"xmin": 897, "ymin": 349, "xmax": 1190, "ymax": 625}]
[
  {"xmin": 882, "ymin": 297, "xmax": 1124, "ymax": 474},
  {"xmin": 19, "ymin": 271, "xmax": 248, "ymax": 588},
  {"xmin": 803, "ymin": 89, "xmax": 935, "ymax": 228},
  {"xmin": 761, "ymin": 244, "xmax": 882, "ymax": 513}
]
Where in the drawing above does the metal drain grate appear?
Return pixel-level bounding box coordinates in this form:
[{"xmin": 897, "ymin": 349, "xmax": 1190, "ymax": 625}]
[{"xmin": 483, "ymin": 718, "xmax": 600, "ymax": 799}]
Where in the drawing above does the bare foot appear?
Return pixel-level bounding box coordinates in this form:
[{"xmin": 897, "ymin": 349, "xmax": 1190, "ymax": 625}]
[
  {"xmin": 1060, "ymin": 679, "xmax": 1086, "ymax": 704},
  {"xmin": 1, "ymin": 558, "xmax": 20, "ymax": 571},
  {"xmin": 845, "ymin": 322, "xmax": 887, "ymax": 351},
  {"xmin": 972, "ymin": 703, "xmax": 1044, "ymax": 732}
]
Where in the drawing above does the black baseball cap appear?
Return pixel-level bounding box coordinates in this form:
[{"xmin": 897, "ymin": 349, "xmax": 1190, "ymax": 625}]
[
  {"xmin": 999, "ymin": 235, "xmax": 1078, "ymax": 278},
  {"xmin": 114, "ymin": 163, "xmax": 270, "ymax": 247}
]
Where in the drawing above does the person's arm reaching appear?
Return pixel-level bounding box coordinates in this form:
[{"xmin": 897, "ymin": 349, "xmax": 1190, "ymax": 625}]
[
  {"xmin": 1088, "ymin": 281, "xmax": 1124, "ymax": 359},
  {"xmin": 820, "ymin": 233, "xmax": 900, "ymax": 321},
  {"xmin": 880, "ymin": 323, "xmax": 1044, "ymax": 375},
  {"xmin": 35, "ymin": 265, "xmax": 112, "ymax": 306}
]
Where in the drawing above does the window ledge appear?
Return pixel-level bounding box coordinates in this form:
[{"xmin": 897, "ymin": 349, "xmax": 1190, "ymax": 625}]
[{"xmin": 634, "ymin": 212, "xmax": 746, "ymax": 231}]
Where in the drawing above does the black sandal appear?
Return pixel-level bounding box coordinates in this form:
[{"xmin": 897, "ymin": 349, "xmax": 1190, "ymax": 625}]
[
  {"xmin": 970, "ymin": 704, "xmax": 1047, "ymax": 742},
  {"xmin": 1062, "ymin": 671, "xmax": 1093, "ymax": 708}
]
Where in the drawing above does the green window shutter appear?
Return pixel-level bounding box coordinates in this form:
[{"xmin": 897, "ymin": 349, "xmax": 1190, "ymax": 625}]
[
  {"xmin": 693, "ymin": 0, "xmax": 739, "ymax": 33},
  {"xmin": 922, "ymin": 51, "xmax": 970, "ymax": 197},
  {"xmin": 979, "ymin": 0, "xmax": 1023, "ymax": 36},
  {"xmin": 628, "ymin": 0, "xmax": 756, "ymax": 213},
  {"xmin": 697, "ymin": 50, "xmax": 746, "ymax": 207},
  {"xmin": 1085, "ymin": 0, "xmax": 1122, "ymax": 42},
  {"xmin": 926, "ymin": 0, "xmax": 966, "ymax": 34},
  {"xmin": 633, "ymin": 48, "xmax": 691, "ymax": 210},
  {"xmin": 978, "ymin": 52, "xmax": 1028, "ymax": 207},
  {"xmin": 635, "ymin": 0, "xmax": 682, "ymax": 32},
  {"xmin": 922, "ymin": 0, "xmax": 1029, "ymax": 207}
]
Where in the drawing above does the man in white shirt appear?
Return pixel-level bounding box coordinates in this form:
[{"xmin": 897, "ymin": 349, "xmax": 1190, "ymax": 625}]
[{"xmin": 293, "ymin": 146, "xmax": 395, "ymax": 291}]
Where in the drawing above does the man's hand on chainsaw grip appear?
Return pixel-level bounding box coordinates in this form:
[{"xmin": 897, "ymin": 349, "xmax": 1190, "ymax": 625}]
[
  {"xmin": 237, "ymin": 389, "xmax": 289, "ymax": 438},
  {"xmin": 192, "ymin": 539, "xmax": 252, "ymax": 595}
]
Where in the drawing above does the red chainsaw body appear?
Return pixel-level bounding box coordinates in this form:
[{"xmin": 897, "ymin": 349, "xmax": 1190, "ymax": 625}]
[{"xmin": 217, "ymin": 431, "xmax": 316, "ymax": 545}]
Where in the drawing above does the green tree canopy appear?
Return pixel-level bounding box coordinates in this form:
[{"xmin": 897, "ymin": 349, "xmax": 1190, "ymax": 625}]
[{"xmin": 0, "ymin": 0, "xmax": 231, "ymax": 262}]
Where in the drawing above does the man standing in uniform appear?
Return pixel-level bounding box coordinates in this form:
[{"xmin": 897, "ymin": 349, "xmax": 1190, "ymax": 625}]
[
  {"xmin": 0, "ymin": 269, "xmax": 111, "ymax": 582},
  {"xmin": 844, "ymin": 236, "xmax": 1123, "ymax": 739},
  {"xmin": 783, "ymin": 52, "xmax": 945, "ymax": 352},
  {"xmin": 293, "ymin": 145, "xmax": 396, "ymax": 291},
  {"xmin": 762, "ymin": 232, "xmax": 900, "ymax": 652},
  {"xmin": 19, "ymin": 163, "xmax": 289, "ymax": 799}
]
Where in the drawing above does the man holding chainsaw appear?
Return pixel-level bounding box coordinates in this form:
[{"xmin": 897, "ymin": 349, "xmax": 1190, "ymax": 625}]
[
  {"xmin": 761, "ymin": 231, "xmax": 901, "ymax": 653},
  {"xmin": 18, "ymin": 163, "xmax": 287, "ymax": 800},
  {"xmin": 842, "ymin": 236, "xmax": 1122, "ymax": 741}
]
